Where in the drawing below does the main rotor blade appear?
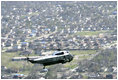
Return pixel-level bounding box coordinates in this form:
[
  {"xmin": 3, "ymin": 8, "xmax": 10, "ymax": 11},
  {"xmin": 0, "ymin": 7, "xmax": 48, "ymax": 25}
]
[{"xmin": 43, "ymin": 48, "xmax": 98, "ymax": 51}]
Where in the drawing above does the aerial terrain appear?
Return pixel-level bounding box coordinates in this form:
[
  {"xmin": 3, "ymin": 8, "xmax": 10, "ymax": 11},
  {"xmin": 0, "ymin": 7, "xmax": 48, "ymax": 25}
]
[{"xmin": 1, "ymin": 1, "xmax": 117, "ymax": 79}]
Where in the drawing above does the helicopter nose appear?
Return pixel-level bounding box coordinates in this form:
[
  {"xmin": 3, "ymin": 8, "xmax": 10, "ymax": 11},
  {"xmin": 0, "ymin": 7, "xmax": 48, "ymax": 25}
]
[
  {"xmin": 70, "ymin": 54, "xmax": 74, "ymax": 61},
  {"xmin": 71, "ymin": 54, "xmax": 74, "ymax": 57},
  {"xmin": 72, "ymin": 55, "xmax": 75, "ymax": 58}
]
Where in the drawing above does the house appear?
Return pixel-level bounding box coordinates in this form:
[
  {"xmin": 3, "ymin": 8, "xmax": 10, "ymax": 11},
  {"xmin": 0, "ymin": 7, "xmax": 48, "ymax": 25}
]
[
  {"xmin": 21, "ymin": 42, "xmax": 29, "ymax": 48},
  {"xmin": 34, "ymin": 49, "xmax": 42, "ymax": 55},
  {"xmin": 19, "ymin": 50, "xmax": 32, "ymax": 55},
  {"xmin": 105, "ymin": 74, "xmax": 113, "ymax": 79},
  {"xmin": 112, "ymin": 66, "xmax": 117, "ymax": 73},
  {"xmin": 12, "ymin": 45, "xmax": 21, "ymax": 50},
  {"xmin": 13, "ymin": 40, "xmax": 18, "ymax": 45},
  {"xmin": 5, "ymin": 40, "xmax": 13, "ymax": 47},
  {"xmin": 30, "ymin": 33, "xmax": 36, "ymax": 37},
  {"xmin": 12, "ymin": 74, "xmax": 24, "ymax": 79}
]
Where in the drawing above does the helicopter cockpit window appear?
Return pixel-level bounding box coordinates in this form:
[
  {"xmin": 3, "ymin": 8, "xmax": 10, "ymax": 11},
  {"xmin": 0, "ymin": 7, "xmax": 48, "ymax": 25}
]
[
  {"xmin": 53, "ymin": 52, "xmax": 64, "ymax": 55},
  {"xmin": 55, "ymin": 52, "xmax": 64, "ymax": 55}
]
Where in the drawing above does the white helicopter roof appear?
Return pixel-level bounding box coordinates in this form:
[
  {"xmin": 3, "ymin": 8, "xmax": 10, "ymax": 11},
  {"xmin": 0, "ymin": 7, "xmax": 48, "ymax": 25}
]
[{"xmin": 33, "ymin": 51, "xmax": 69, "ymax": 61}]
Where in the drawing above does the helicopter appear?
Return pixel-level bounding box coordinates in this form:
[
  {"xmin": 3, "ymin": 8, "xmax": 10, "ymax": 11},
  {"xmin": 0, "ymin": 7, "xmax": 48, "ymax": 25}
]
[
  {"xmin": 12, "ymin": 49, "xmax": 74, "ymax": 69},
  {"xmin": 12, "ymin": 40, "xmax": 97, "ymax": 69}
]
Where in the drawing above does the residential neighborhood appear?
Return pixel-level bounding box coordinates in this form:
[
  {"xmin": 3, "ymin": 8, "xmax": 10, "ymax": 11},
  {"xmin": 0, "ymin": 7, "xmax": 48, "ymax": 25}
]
[{"xmin": 1, "ymin": 1, "xmax": 117, "ymax": 79}]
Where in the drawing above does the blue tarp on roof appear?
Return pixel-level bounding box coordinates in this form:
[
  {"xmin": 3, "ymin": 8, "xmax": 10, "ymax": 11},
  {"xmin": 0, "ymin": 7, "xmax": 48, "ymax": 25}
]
[
  {"xmin": 44, "ymin": 28, "xmax": 49, "ymax": 31},
  {"xmin": 112, "ymin": 11, "xmax": 117, "ymax": 15},
  {"xmin": 32, "ymin": 30, "xmax": 37, "ymax": 33},
  {"xmin": 30, "ymin": 33, "xmax": 36, "ymax": 36},
  {"xmin": 14, "ymin": 74, "xmax": 24, "ymax": 76},
  {"xmin": 40, "ymin": 41, "xmax": 46, "ymax": 44},
  {"xmin": 42, "ymin": 46, "xmax": 46, "ymax": 48},
  {"xmin": 21, "ymin": 42, "xmax": 28, "ymax": 44}
]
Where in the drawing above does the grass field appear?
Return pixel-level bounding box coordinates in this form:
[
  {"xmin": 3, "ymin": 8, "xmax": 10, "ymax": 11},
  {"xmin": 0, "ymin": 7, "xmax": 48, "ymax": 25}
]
[
  {"xmin": 64, "ymin": 50, "xmax": 96, "ymax": 69},
  {"xmin": 70, "ymin": 50, "xmax": 96, "ymax": 55},
  {"xmin": 73, "ymin": 30, "xmax": 113, "ymax": 36},
  {"xmin": 1, "ymin": 52, "xmax": 37, "ymax": 75}
]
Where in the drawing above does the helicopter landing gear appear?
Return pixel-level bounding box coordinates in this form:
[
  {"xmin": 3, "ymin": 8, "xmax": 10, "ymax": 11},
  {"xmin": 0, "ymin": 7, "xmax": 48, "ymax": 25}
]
[{"xmin": 42, "ymin": 66, "xmax": 48, "ymax": 72}]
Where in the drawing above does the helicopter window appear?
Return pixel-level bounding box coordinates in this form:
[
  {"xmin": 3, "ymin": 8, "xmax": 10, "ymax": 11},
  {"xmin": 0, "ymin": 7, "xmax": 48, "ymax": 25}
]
[{"xmin": 55, "ymin": 52, "xmax": 64, "ymax": 55}]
